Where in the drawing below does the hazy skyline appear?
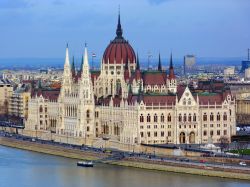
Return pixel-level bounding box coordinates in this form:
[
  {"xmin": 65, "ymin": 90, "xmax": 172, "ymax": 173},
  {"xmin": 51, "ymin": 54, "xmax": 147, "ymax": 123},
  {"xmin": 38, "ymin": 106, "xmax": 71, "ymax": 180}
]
[{"xmin": 0, "ymin": 0, "xmax": 249, "ymax": 59}]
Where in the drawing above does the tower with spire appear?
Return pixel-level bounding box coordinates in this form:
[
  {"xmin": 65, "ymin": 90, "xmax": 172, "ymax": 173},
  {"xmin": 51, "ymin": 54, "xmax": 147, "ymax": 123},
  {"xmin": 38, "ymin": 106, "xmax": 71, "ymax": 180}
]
[{"xmin": 167, "ymin": 53, "xmax": 177, "ymax": 93}]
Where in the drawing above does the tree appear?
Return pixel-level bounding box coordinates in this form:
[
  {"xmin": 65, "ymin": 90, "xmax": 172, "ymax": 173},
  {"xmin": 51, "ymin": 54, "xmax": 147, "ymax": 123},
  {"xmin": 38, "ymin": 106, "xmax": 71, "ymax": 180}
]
[{"xmin": 219, "ymin": 136, "xmax": 229, "ymax": 152}]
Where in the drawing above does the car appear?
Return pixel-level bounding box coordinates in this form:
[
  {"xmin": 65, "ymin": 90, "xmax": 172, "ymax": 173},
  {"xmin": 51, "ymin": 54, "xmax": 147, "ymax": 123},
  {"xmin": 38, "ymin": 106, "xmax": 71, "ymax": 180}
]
[
  {"xmin": 239, "ymin": 162, "xmax": 247, "ymax": 166},
  {"xmin": 200, "ymin": 160, "xmax": 206, "ymax": 163}
]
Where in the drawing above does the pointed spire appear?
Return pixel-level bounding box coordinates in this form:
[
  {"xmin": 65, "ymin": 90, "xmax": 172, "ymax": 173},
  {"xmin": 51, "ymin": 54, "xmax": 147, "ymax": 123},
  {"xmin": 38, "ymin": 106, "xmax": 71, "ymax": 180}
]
[
  {"xmin": 65, "ymin": 43, "xmax": 70, "ymax": 67},
  {"xmin": 136, "ymin": 52, "xmax": 140, "ymax": 70},
  {"xmin": 71, "ymin": 56, "xmax": 76, "ymax": 76},
  {"xmin": 80, "ymin": 55, "xmax": 83, "ymax": 73},
  {"xmin": 170, "ymin": 52, "xmax": 173, "ymax": 69},
  {"xmin": 83, "ymin": 43, "xmax": 89, "ymax": 67},
  {"xmin": 116, "ymin": 7, "xmax": 123, "ymax": 38},
  {"xmin": 169, "ymin": 53, "xmax": 175, "ymax": 80},
  {"xmin": 158, "ymin": 53, "xmax": 162, "ymax": 71}
]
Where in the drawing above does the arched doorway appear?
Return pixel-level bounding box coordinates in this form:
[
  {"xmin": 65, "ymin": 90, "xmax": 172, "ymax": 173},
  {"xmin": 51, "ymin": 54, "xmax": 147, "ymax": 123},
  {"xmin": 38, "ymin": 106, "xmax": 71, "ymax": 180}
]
[
  {"xmin": 189, "ymin": 132, "xmax": 195, "ymax": 144},
  {"xmin": 179, "ymin": 132, "xmax": 186, "ymax": 144}
]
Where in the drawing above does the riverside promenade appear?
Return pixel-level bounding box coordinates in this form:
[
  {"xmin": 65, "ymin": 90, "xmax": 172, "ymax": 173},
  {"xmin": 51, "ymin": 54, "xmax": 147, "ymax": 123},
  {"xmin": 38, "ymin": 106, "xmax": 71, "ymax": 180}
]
[{"xmin": 0, "ymin": 134, "xmax": 250, "ymax": 181}]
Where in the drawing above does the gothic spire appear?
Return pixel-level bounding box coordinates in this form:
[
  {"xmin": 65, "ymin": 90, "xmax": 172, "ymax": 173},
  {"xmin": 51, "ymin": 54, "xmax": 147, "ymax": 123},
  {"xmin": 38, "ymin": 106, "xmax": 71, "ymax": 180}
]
[
  {"xmin": 158, "ymin": 53, "xmax": 162, "ymax": 71},
  {"xmin": 71, "ymin": 56, "xmax": 76, "ymax": 76},
  {"xmin": 64, "ymin": 43, "xmax": 70, "ymax": 67},
  {"xmin": 170, "ymin": 52, "xmax": 173, "ymax": 69},
  {"xmin": 80, "ymin": 55, "xmax": 83, "ymax": 74},
  {"xmin": 136, "ymin": 52, "xmax": 140, "ymax": 70},
  {"xmin": 116, "ymin": 9, "xmax": 123, "ymax": 38}
]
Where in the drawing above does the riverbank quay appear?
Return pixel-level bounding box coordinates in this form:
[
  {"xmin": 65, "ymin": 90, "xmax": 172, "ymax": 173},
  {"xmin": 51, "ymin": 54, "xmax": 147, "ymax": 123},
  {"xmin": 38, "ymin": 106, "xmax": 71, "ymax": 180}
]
[
  {"xmin": 0, "ymin": 136, "xmax": 109, "ymax": 161},
  {"xmin": 1, "ymin": 136, "xmax": 250, "ymax": 181},
  {"xmin": 111, "ymin": 159, "xmax": 250, "ymax": 181}
]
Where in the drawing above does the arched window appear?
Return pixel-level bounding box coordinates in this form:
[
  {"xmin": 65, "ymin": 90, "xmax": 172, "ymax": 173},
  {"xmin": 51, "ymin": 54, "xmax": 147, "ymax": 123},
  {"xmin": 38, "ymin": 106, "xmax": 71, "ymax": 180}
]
[
  {"xmin": 86, "ymin": 110, "xmax": 90, "ymax": 118},
  {"xmin": 223, "ymin": 112, "xmax": 227, "ymax": 121},
  {"xmin": 203, "ymin": 113, "xmax": 207, "ymax": 121},
  {"xmin": 140, "ymin": 114, "xmax": 144, "ymax": 122},
  {"xmin": 193, "ymin": 113, "xmax": 196, "ymax": 122},
  {"xmin": 179, "ymin": 114, "xmax": 182, "ymax": 122},
  {"xmin": 39, "ymin": 106, "xmax": 43, "ymax": 113},
  {"xmin": 167, "ymin": 113, "xmax": 171, "ymax": 122},
  {"xmin": 183, "ymin": 98, "xmax": 186, "ymax": 105},
  {"xmin": 154, "ymin": 114, "xmax": 158, "ymax": 122},
  {"xmin": 147, "ymin": 114, "xmax": 151, "ymax": 122},
  {"xmin": 188, "ymin": 113, "xmax": 192, "ymax": 122},
  {"xmin": 229, "ymin": 109, "xmax": 232, "ymax": 116},
  {"xmin": 183, "ymin": 113, "xmax": 187, "ymax": 122},
  {"xmin": 161, "ymin": 114, "xmax": 165, "ymax": 122},
  {"xmin": 217, "ymin": 113, "xmax": 220, "ymax": 121},
  {"xmin": 203, "ymin": 130, "xmax": 207, "ymax": 136},
  {"xmin": 210, "ymin": 113, "xmax": 214, "ymax": 121}
]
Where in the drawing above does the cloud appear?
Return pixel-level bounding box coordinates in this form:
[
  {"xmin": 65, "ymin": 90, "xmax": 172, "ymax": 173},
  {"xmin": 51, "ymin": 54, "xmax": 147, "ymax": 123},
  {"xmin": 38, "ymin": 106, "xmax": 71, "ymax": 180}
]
[
  {"xmin": 148, "ymin": 0, "xmax": 172, "ymax": 5},
  {"xmin": 0, "ymin": 0, "xmax": 31, "ymax": 9}
]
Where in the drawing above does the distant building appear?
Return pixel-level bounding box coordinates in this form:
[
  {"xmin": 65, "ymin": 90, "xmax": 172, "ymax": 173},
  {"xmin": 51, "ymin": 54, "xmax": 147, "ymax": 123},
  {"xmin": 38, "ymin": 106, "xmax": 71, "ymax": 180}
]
[
  {"xmin": 245, "ymin": 68, "xmax": 250, "ymax": 80},
  {"xmin": 9, "ymin": 90, "xmax": 31, "ymax": 119},
  {"xmin": 241, "ymin": 49, "xmax": 250, "ymax": 73},
  {"xmin": 0, "ymin": 79, "xmax": 13, "ymax": 115},
  {"xmin": 184, "ymin": 55, "xmax": 196, "ymax": 75},
  {"xmin": 224, "ymin": 67, "xmax": 235, "ymax": 76}
]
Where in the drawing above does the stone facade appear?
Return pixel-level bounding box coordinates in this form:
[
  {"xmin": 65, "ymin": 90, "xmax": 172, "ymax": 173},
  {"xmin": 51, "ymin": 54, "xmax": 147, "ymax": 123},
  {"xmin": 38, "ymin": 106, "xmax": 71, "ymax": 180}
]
[{"xmin": 25, "ymin": 15, "xmax": 236, "ymax": 147}]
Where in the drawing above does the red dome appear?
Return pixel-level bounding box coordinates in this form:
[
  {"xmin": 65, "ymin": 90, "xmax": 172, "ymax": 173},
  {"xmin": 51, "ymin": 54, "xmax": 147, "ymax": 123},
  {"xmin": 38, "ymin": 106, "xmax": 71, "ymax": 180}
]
[{"xmin": 102, "ymin": 14, "xmax": 136, "ymax": 65}]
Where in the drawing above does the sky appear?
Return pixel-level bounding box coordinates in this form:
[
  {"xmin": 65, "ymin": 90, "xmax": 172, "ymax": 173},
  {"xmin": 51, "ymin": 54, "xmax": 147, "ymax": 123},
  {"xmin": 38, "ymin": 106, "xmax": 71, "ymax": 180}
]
[{"xmin": 0, "ymin": 0, "xmax": 249, "ymax": 60}]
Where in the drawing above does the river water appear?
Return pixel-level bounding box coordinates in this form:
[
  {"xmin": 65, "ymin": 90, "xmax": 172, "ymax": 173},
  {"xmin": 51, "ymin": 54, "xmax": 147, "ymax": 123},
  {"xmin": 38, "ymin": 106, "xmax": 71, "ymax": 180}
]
[{"xmin": 0, "ymin": 145, "xmax": 249, "ymax": 187}]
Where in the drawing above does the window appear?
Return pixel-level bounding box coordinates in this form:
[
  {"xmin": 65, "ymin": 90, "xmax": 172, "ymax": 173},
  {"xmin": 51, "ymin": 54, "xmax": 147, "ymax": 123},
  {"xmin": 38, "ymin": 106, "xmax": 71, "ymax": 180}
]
[
  {"xmin": 203, "ymin": 130, "xmax": 207, "ymax": 136},
  {"xmin": 188, "ymin": 114, "xmax": 192, "ymax": 122},
  {"xmin": 95, "ymin": 111, "xmax": 99, "ymax": 118},
  {"xmin": 204, "ymin": 124, "xmax": 207, "ymax": 128},
  {"xmin": 210, "ymin": 130, "xmax": 213, "ymax": 136},
  {"xmin": 147, "ymin": 114, "xmax": 151, "ymax": 122},
  {"xmin": 39, "ymin": 106, "xmax": 43, "ymax": 113},
  {"xmin": 87, "ymin": 126, "xmax": 90, "ymax": 131},
  {"xmin": 217, "ymin": 130, "xmax": 220, "ymax": 136},
  {"xmin": 179, "ymin": 114, "xmax": 182, "ymax": 122},
  {"xmin": 217, "ymin": 124, "xmax": 220, "ymax": 127},
  {"xmin": 224, "ymin": 124, "xmax": 227, "ymax": 127},
  {"xmin": 140, "ymin": 132, "xmax": 144, "ymax": 137},
  {"xmin": 167, "ymin": 113, "xmax": 171, "ymax": 122},
  {"xmin": 183, "ymin": 113, "xmax": 187, "ymax": 122},
  {"xmin": 210, "ymin": 113, "xmax": 214, "ymax": 121},
  {"xmin": 140, "ymin": 114, "xmax": 144, "ymax": 122},
  {"xmin": 193, "ymin": 113, "xmax": 196, "ymax": 122},
  {"xmin": 210, "ymin": 124, "xmax": 213, "ymax": 128},
  {"xmin": 86, "ymin": 110, "xmax": 90, "ymax": 118},
  {"xmin": 154, "ymin": 114, "xmax": 158, "ymax": 122},
  {"xmin": 223, "ymin": 112, "xmax": 227, "ymax": 121},
  {"xmin": 161, "ymin": 131, "xmax": 164, "ymax": 137},
  {"xmin": 203, "ymin": 113, "xmax": 207, "ymax": 121},
  {"xmin": 154, "ymin": 125, "xmax": 157, "ymax": 129},
  {"xmin": 147, "ymin": 132, "xmax": 150, "ymax": 137},
  {"xmin": 217, "ymin": 113, "xmax": 220, "ymax": 121},
  {"xmin": 168, "ymin": 131, "xmax": 171, "ymax": 136},
  {"xmin": 224, "ymin": 130, "xmax": 227, "ymax": 135},
  {"xmin": 161, "ymin": 114, "xmax": 165, "ymax": 122},
  {"xmin": 154, "ymin": 132, "xmax": 157, "ymax": 137}
]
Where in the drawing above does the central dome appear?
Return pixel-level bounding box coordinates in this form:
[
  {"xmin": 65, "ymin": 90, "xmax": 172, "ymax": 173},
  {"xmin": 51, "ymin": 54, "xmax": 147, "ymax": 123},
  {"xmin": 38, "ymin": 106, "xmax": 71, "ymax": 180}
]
[{"xmin": 103, "ymin": 14, "xmax": 136, "ymax": 65}]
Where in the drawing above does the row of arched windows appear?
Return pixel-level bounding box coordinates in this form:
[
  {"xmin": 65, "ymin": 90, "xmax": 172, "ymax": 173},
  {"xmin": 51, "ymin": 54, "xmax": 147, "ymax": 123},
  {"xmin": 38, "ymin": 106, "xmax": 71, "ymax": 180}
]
[
  {"xmin": 140, "ymin": 113, "xmax": 171, "ymax": 123},
  {"xmin": 203, "ymin": 112, "xmax": 227, "ymax": 122},
  {"xmin": 179, "ymin": 113, "xmax": 197, "ymax": 122}
]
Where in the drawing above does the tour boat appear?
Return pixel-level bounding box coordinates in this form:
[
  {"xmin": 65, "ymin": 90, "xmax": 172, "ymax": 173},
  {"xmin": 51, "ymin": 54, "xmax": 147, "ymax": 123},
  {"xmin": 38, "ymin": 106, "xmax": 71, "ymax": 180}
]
[{"xmin": 77, "ymin": 161, "xmax": 94, "ymax": 167}]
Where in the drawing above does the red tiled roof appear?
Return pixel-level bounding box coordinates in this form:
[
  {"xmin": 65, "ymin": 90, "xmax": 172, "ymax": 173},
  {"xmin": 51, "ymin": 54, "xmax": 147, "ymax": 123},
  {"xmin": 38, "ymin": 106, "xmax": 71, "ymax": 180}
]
[
  {"xmin": 143, "ymin": 71, "xmax": 167, "ymax": 85},
  {"xmin": 32, "ymin": 89, "xmax": 60, "ymax": 101}
]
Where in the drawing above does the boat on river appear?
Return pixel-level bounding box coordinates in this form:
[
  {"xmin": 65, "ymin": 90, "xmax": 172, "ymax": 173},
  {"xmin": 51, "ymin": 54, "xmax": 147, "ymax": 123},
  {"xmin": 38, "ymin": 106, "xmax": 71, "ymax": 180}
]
[{"xmin": 77, "ymin": 161, "xmax": 94, "ymax": 167}]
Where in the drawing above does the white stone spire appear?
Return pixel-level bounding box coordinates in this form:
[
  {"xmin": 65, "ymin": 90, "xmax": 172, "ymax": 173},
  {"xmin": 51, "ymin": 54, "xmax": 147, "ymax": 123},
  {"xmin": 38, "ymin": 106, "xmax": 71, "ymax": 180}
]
[
  {"xmin": 64, "ymin": 43, "xmax": 70, "ymax": 67},
  {"xmin": 81, "ymin": 45, "xmax": 90, "ymax": 78}
]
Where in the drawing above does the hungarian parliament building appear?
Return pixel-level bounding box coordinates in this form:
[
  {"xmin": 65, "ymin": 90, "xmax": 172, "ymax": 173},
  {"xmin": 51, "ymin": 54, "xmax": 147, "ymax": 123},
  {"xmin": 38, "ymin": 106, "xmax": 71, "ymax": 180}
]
[{"xmin": 25, "ymin": 14, "xmax": 236, "ymax": 146}]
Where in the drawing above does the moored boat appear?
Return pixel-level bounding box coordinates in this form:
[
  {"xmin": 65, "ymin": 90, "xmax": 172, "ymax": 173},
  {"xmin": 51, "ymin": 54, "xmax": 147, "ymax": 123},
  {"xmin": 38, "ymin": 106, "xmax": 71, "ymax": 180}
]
[{"xmin": 77, "ymin": 161, "xmax": 94, "ymax": 167}]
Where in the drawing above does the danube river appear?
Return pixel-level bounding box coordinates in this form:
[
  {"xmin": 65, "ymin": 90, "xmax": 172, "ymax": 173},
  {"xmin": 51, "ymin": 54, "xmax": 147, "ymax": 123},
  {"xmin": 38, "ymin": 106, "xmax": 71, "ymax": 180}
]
[{"xmin": 0, "ymin": 146, "xmax": 249, "ymax": 187}]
